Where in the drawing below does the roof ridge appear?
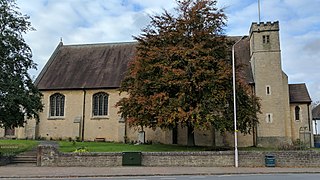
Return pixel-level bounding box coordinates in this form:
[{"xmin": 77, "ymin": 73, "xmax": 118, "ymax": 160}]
[{"xmin": 63, "ymin": 41, "xmax": 137, "ymax": 47}]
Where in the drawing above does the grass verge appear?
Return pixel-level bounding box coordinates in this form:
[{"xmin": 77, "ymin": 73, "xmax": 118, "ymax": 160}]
[{"xmin": 0, "ymin": 140, "xmax": 39, "ymax": 156}]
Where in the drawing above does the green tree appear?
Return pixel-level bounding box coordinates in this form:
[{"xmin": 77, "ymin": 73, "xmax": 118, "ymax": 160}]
[
  {"xmin": 117, "ymin": 0, "xmax": 260, "ymax": 146},
  {"xmin": 0, "ymin": 0, "xmax": 43, "ymax": 129}
]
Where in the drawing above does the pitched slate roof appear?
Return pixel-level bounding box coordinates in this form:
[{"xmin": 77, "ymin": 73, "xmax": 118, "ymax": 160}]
[
  {"xmin": 36, "ymin": 38, "xmax": 254, "ymax": 90},
  {"xmin": 288, "ymin": 83, "xmax": 312, "ymax": 103},
  {"xmin": 312, "ymin": 104, "xmax": 320, "ymax": 120},
  {"xmin": 35, "ymin": 42, "xmax": 136, "ymax": 90}
]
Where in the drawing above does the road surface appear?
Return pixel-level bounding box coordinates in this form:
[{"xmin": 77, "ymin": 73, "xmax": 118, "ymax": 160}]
[{"xmin": 6, "ymin": 174, "xmax": 320, "ymax": 180}]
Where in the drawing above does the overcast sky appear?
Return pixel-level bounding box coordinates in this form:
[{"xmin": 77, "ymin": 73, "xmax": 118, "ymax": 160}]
[{"xmin": 16, "ymin": 0, "xmax": 320, "ymax": 102}]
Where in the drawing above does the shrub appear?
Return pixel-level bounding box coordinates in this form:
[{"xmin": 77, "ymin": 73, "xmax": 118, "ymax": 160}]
[
  {"xmin": 36, "ymin": 136, "xmax": 46, "ymax": 140},
  {"xmin": 73, "ymin": 147, "xmax": 88, "ymax": 153},
  {"xmin": 75, "ymin": 136, "xmax": 81, "ymax": 142},
  {"xmin": 278, "ymin": 139, "xmax": 308, "ymax": 150}
]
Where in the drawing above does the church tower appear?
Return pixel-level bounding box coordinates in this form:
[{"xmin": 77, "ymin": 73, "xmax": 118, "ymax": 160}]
[{"xmin": 249, "ymin": 21, "xmax": 291, "ymax": 146}]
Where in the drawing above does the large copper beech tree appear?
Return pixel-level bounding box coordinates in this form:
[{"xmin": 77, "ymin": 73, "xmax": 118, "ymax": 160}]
[
  {"xmin": 117, "ymin": 0, "xmax": 260, "ymax": 146},
  {"xmin": 0, "ymin": 0, "xmax": 43, "ymax": 129}
]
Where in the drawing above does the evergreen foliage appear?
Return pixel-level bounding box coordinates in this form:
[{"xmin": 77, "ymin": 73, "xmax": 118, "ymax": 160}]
[
  {"xmin": 117, "ymin": 0, "xmax": 260, "ymax": 146},
  {"xmin": 0, "ymin": 0, "xmax": 43, "ymax": 128}
]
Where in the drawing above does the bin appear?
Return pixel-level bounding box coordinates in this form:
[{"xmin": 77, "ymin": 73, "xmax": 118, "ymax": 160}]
[
  {"xmin": 265, "ymin": 154, "xmax": 275, "ymax": 167},
  {"xmin": 122, "ymin": 152, "xmax": 142, "ymax": 166}
]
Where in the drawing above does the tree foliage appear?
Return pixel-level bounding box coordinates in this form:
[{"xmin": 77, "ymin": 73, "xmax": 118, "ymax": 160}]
[
  {"xmin": 117, "ymin": 0, "xmax": 260, "ymax": 145},
  {"xmin": 0, "ymin": 0, "xmax": 43, "ymax": 128}
]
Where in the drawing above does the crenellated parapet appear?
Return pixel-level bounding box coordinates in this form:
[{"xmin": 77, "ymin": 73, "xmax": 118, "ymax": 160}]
[{"xmin": 250, "ymin": 21, "xmax": 279, "ymax": 35}]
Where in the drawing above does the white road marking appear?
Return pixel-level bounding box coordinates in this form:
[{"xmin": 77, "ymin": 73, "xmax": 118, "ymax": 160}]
[{"xmin": 189, "ymin": 176, "xmax": 207, "ymax": 179}]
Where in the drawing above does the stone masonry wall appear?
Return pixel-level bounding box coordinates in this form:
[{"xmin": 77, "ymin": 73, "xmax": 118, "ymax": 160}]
[
  {"xmin": 0, "ymin": 155, "xmax": 12, "ymax": 166},
  {"xmin": 37, "ymin": 145, "xmax": 320, "ymax": 167},
  {"xmin": 37, "ymin": 145, "xmax": 122, "ymax": 167},
  {"xmin": 56, "ymin": 153, "xmax": 122, "ymax": 167},
  {"xmin": 142, "ymin": 152, "xmax": 233, "ymax": 167}
]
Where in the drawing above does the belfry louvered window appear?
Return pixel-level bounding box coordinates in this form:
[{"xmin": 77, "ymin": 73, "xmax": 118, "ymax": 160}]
[
  {"xmin": 93, "ymin": 92, "xmax": 109, "ymax": 116},
  {"xmin": 50, "ymin": 93, "xmax": 65, "ymax": 117},
  {"xmin": 263, "ymin": 35, "xmax": 270, "ymax": 43}
]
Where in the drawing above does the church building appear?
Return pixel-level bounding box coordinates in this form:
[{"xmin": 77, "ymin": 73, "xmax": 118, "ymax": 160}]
[{"xmin": 0, "ymin": 21, "xmax": 314, "ymax": 147}]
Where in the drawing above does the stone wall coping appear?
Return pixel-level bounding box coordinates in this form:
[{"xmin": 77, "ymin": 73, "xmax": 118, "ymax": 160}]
[
  {"xmin": 60, "ymin": 152, "xmax": 122, "ymax": 156},
  {"xmin": 38, "ymin": 144, "xmax": 57, "ymax": 147},
  {"xmin": 142, "ymin": 151, "xmax": 234, "ymax": 156},
  {"xmin": 59, "ymin": 151, "xmax": 235, "ymax": 156}
]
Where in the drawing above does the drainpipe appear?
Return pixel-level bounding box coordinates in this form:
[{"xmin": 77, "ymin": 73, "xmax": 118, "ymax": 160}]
[
  {"xmin": 249, "ymin": 83, "xmax": 257, "ymax": 147},
  {"xmin": 124, "ymin": 117, "xmax": 127, "ymax": 143},
  {"xmin": 81, "ymin": 90, "xmax": 86, "ymax": 142},
  {"xmin": 308, "ymin": 104, "xmax": 311, "ymax": 131},
  {"xmin": 307, "ymin": 103, "xmax": 312, "ymax": 147}
]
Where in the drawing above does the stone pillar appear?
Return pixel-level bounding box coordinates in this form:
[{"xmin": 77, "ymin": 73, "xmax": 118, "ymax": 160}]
[{"xmin": 37, "ymin": 145, "xmax": 59, "ymax": 166}]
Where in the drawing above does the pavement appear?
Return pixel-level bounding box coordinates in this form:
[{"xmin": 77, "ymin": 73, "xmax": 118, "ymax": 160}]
[{"xmin": 1, "ymin": 166, "xmax": 320, "ymax": 179}]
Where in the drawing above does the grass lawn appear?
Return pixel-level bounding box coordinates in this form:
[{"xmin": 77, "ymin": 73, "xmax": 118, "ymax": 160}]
[
  {"xmin": 58, "ymin": 141, "xmax": 212, "ymax": 152},
  {"xmin": 0, "ymin": 140, "xmax": 39, "ymax": 155},
  {"xmin": 238, "ymin": 146, "xmax": 277, "ymax": 151},
  {"xmin": 0, "ymin": 139, "xmax": 313, "ymax": 155}
]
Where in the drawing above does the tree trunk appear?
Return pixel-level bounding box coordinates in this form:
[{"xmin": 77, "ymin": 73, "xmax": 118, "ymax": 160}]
[
  {"xmin": 252, "ymin": 123, "xmax": 257, "ymax": 147},
  {"xmin": 172, "ymin": 125, "xmax": 178, "ymax": 144},
  {"xmin": 187, "ymin": 124, "xmax": 195, "ymax": 146},
  {"xmin": 212, "ymin": 127, "xmax": 216, "ymax": 147}
]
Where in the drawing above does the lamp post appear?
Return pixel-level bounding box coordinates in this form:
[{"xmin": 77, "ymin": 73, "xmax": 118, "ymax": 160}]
[
  {"xmin": 258, "ymin": 0, "xmax": 261, "ymax": 23},
  {"xmin": 232, "ymin": 36, "xmax": 245, "ymax": 167}
]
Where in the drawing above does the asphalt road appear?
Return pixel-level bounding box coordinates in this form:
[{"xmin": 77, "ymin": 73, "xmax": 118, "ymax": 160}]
[{"xmin": 6, "ymin": 174, "xmax": 320, "ymax": 180}]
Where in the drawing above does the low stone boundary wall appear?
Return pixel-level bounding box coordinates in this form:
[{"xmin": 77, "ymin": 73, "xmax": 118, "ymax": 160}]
[
  {"xmin": 0, "ymin": 155, "xmax": 12, "ymax": 166},
  {"xmin": 37, "ymin": 145, "xmax": 122, "ymax": 167},
  {"xmin": 142, "ymin": 151, "xmax": 233, "ymax": 167},
  {"xmin": 37, "ymin": 145, "xmax": 320, "ymax": 167}
]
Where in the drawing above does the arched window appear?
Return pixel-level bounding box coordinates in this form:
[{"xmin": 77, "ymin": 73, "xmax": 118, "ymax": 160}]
[
  {"xmin": 295, "ymin": 106, "xmax": 300, "ymax": 121},
  {"xmin": 92, "ymin": 92, "xmax": 109, "ymax": 116},
  {"xmin": 50, "ymin": 93, "xmax": 65, "ymax": 117}
]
